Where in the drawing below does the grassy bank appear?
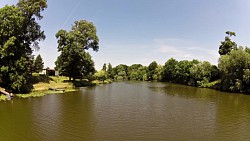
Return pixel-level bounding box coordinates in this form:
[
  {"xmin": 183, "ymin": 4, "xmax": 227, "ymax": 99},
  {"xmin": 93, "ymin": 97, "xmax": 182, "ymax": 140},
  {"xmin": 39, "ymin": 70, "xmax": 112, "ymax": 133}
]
[
  {"xmin": 92, "ymin": 79, "xmax": 113, "ymax": 85},
  {"xmin": 16, "ymin": 75, "xmax": 77, "ymax": 99},
  {"xmin": 0, "ymin": 75, "xmax": 112, "ymax": 101}
]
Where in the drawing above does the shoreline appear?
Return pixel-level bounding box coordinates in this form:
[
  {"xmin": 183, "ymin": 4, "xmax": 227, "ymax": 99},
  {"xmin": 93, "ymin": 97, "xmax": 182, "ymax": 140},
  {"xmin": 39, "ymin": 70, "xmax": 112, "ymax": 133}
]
[
  {"xmin": 16, "ymin": 88, "xmax": 78, "ymax": 99},
  {"xmin": 0, "ymin": 87, "xmax": 78, "ymax": 101},
  {"xmin": 0, "ymin": 76, "xmax": 113, "ymax": 101},
  {"xmin": 0, "ymin": 79, "xmax": 246, "ymax": 101}
]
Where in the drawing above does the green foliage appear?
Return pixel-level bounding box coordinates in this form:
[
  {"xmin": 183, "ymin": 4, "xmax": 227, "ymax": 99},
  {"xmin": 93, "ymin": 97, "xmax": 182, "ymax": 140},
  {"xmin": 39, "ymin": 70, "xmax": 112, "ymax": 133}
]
[
  {"xmin": 113, "ymin": 64, "xmax": 128, "ymax": 80},
  {"xmin": 0, "ymin": 0, "xmax": 47, "ymax": 93},
  {"xmin": 33, "ymin": 54, "xmax": 44, "ymax": 73},
  {"xmin": 147, "ymin": 61, "xmax": 158, "ymax": 81},
  {"xmin": 55, "ymin": 20, "xmax": 98, "ymax": 81},
  {"xmin": 73, "ymin": 80, "xmax": 96, "ymax": 87},
  {"xmin": 219, "ymin": 31, "xmax": 237, "ymax": 55},
  {"xmin": 94, "ymin": 70, "xmax": 108, "ymax": 83},
  {"xmin": 107, "ymin": 63, "xmax": 114, "ymax": 79},
  {"xmin": 0, "ymin": 95, "xmax": 8, "ymax": 101},
  {"xmin": 245, "ymin": 46, "xmax": 250, "ymax": 54},
  {"xmin": 190, "ymin": 61, "xmax": 216, "ymax": 87},
  {"xmin": 139, "ymin": 66, "xmax": 148, "ymax": 81},
  {"xmin": 102, "ymin": 63, "xmax": 107, "ymax": 71},
  {"xmin": 174, "ymin": 60, "xmax": 196, "ymax": 84},
  {"xmin": 109, "ymin": 64, "xmax": 148, "ymax": 81},
  {"xmin": 154, "ymin": 65, "xmax": 163, "ymax": 81},
  {"xmin": 160, "ymin": 58, "xmax": 217, "ymax": 87},
  {"xmin": 218, "ymin": 49, "xmax": 250, "ymax": 92},
  {"xmin": 127, "ymin": 64, "xmax": 144, "ymax": 80},
  {"xmin": 161, "ymin": 58, "xmax": 178, "ymax": 81}
]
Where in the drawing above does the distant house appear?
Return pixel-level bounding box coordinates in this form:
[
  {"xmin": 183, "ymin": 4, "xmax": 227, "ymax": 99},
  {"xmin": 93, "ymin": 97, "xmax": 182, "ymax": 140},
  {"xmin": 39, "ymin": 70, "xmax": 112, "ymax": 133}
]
[{"xmin": 40, "ymin": 68, "xmax": 59, "ymax": 76}]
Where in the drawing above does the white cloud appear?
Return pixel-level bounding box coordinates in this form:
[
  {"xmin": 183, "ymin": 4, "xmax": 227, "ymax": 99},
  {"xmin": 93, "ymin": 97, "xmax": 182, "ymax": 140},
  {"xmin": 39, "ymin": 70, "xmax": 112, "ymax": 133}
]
[
  {"xmin": 153, "ymin": 38, "xmax": 219, "ymax": 65},
  {"xmin": 157, "ymin": 45, "xmax": 184, "ymax": 54},
  {"xmin": 92, "ymin": 38, "xmax": 220, "ymax": 71}
]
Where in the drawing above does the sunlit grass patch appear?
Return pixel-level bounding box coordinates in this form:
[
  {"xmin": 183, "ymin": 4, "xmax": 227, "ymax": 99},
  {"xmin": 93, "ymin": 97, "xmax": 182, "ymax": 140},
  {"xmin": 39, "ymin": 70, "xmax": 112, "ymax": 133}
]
[
  {"xmin": 0, "ymin": 95, "xmax": 8, "ymax": 101},
  {"xmin": 16, "ymin": 88, "xmax": 77, "ymax": 98}
]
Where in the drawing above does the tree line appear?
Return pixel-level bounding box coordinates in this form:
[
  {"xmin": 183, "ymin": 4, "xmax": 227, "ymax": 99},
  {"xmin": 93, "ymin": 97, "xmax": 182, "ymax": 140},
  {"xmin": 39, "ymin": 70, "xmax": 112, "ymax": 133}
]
[
  {"xmin": 96, "ymin": 31, "xmax": 250, "ymax": 94},
  {"xmin": 96, "ymin": 59, "xmax": 219, "ymax": 87}
]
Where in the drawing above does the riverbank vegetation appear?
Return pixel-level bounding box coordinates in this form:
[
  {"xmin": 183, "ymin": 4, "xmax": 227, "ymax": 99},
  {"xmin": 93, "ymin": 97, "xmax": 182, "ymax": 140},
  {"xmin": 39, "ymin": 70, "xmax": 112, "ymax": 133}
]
[
  {"xmin": 15, "ymin": 75, "xmax": 76, "ymax": 99},
  {"xmin": 0, "ymin": 74, "xmax": 100, "ymax": 101},
  {"xmin": 102, "ymin": 31, "xmax": 250, "ymax": 94}
]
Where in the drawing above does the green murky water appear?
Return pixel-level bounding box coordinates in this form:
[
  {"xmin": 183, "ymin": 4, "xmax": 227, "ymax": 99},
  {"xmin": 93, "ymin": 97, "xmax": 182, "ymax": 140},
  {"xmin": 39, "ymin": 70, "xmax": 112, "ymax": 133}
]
[{"xmin": 1, "ymin": 82, "xmax": 250, "ymax": 141}]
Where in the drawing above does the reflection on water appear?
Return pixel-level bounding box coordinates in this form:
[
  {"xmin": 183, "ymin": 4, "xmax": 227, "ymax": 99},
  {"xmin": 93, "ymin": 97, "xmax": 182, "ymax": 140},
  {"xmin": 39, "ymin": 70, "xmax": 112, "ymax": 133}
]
[
  {"xmin": 150, "ymin": 82, "xmax": 250, "ymax": 141},
  {"xmin": 0, "ymin": 82, "xmax": 250, "ymax": 141},
  {"xmin": 149, "ymin": 83, "xmax": 219, "ymax": 102}
]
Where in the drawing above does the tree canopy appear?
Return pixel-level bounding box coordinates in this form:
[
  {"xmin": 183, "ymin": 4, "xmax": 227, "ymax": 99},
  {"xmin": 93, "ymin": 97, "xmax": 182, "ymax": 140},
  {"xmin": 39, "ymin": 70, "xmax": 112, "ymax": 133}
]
[
  {"xmin": 219, "ymin": 31, "xmax": 237, "ymax": 55},
  {"xmin": 55, "ymin": 20, "xmax": 99, "ymax": 81},
  {"xmin": 0, "ymin": 0, "xmax": 47, "ymax": 93},
  {"xmin": 147, "ymin": 61, "xmax": 158, "ymax": 81},
  {"xmin": 218, "ymin": 49, "xmax": 250, "ymax": 92}
]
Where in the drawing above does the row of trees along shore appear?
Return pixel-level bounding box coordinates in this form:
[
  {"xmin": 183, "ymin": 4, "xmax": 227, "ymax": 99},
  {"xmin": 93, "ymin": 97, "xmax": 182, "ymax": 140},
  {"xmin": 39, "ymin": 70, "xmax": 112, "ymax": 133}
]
[
  {"xmin": 1, "ymin": 0, "xmax": 250, "ymax": 94},
  {"xmin": 96, "ymin": 31, "xmax": 250, "ymax": 94}
]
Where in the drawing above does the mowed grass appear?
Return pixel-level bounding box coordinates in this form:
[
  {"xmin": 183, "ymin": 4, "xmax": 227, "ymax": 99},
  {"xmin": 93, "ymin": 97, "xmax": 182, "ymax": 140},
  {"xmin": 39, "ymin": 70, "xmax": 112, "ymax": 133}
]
[
  {"xmin": 15, "ymin": 75, "xmax": 76, "ymax": 99},
  {"xmin": 1, "ymin": 74, "xmax": 111, "ymax": 101},
  {"xmin": 33, "ymin": 76, "xmax": 74, "ymax": 91}
]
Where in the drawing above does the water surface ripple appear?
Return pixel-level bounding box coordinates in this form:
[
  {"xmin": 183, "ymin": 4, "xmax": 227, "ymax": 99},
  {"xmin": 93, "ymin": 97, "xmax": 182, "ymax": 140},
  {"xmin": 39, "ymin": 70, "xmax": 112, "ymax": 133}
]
[{"xmin": 0, "ymin": 82, "xmax": 250, "ymax": 141}]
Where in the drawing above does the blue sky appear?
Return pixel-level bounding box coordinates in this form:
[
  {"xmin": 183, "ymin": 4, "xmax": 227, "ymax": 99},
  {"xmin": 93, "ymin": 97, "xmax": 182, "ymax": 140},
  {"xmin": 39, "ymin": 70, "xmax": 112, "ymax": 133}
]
[{"xmin": 1, "ymin": 0, "xmax": 250, "ymax": 70}]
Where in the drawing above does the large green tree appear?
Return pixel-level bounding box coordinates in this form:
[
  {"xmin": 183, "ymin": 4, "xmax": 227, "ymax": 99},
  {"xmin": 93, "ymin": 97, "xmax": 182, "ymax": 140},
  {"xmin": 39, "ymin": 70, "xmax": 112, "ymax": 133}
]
[
  {"xmin": 173, "ymin": 60, "xmax": 194, "ymax": 84},
  {"xmin": 218, "ymin": 49, "xmax": 250, "ymax": 92},
  {"xmin": 147, "ymin": 61, "xmax": 158, "ymax": 81},
  {"xmin": 33, "ymin": 54, "xmax": 44, "ymax": 73},
  {"xmin": 190, "ymin": 61, "xmax": 215, "ymax": 87},
  {"xmin": 161, "ymin": 58, "xmax": 178, "ymax": 82},
  {"xmin": 55, "ymin": 20, "xmax": 99, "ymax": 81},
  {"xmin": 128, "ymin": 64, "xmax": 143, "ymax": 80},
  {"xmin": 113, "ymin": 64, "xmax": 128, "ymax": 80},
  {"xmin": 0, "ymin": 0, "xmax": 47, "ymax": 93},
  {"xmin": 107, "ymin": 63, "xmax": 114, "ymax": 79}
]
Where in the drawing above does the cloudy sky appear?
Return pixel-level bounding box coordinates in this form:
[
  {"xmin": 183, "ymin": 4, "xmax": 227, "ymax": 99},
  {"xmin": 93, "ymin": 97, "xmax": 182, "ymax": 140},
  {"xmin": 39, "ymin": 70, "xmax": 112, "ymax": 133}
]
[{"xmin": 1, "ymin": 0, "xmax": 250, "ymax": 70}]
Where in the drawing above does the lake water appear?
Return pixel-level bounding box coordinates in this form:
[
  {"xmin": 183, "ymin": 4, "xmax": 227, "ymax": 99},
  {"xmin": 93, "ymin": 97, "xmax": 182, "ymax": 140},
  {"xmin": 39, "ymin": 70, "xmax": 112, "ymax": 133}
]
[{"xmin": 1, "ymin": 82, "xmax": 250, "ymax": 141}]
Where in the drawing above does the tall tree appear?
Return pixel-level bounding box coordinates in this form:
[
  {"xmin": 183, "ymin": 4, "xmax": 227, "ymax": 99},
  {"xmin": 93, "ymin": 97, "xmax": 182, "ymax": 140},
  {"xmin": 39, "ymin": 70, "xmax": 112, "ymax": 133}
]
[
  {"xmin": 55, "ymin": 20, "xmax": 99, "ymax": 81},
  {"xmin": 107, "ymin": 63, "xmax": 114, "ymax": 79},
  {"xmin": 219, "ymin": 31, "xmax": 237, "ymax": 55},
  {"xmin": 0, "ymin": 0, "xmax": 47, "ymax": 93},
  {"xmin": 33, "ymin": 54, "xmax": 44, "ymax": 73},
  {"xmin": 102, "ymin": 63, "xmax": 107, "ymax": 72},
  {"xmin": 161, "ymin": 58, "xmax": 178, "ymax": 82},
  {"xmin": 147, "ymin": 61, "xmax": 158, "ymax": 81}
]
